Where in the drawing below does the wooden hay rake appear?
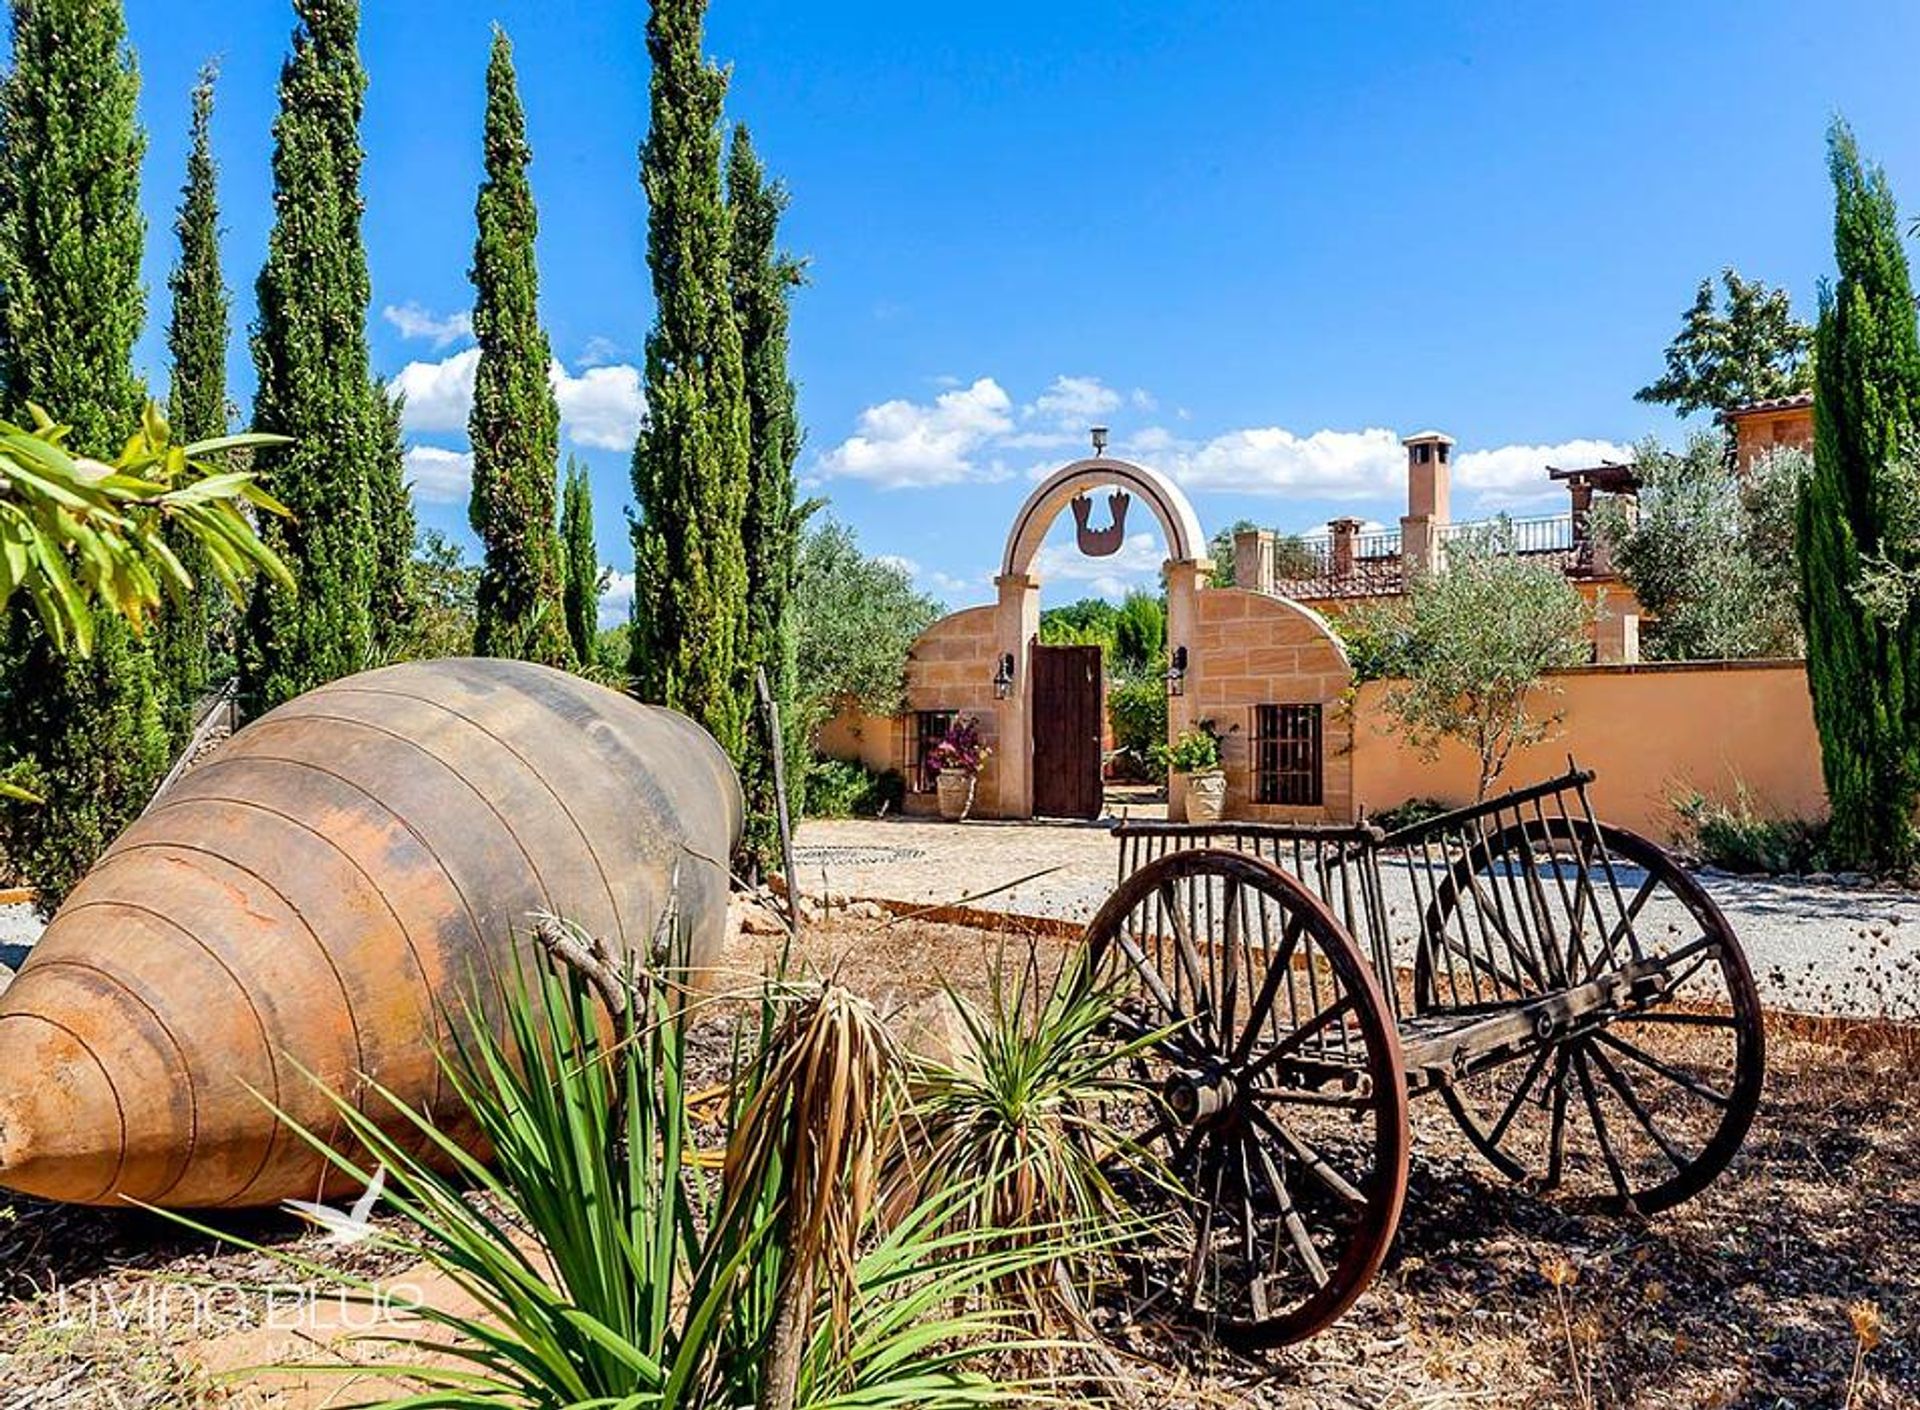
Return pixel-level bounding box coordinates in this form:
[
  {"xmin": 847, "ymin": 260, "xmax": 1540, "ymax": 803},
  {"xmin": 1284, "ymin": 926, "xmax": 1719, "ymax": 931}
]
[{"xmin": 1091, "ymin": 765, "xmax": 1765, "ymax": 1345}]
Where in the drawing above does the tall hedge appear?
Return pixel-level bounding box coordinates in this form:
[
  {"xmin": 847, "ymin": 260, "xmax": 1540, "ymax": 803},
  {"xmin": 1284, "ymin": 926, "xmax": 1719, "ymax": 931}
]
[
  {"xmin": 0, "ymin": 0, "xmax": 169, "ymax": 912},
  {"xmin": 628, "ymin": 0, "xmax": 751, "ymax": 760},
  {"xmin": 240, "ymin": 0, "xmax": 385, "ymax": 711},
  {"xmin": 468, "ymin": 28, "xmax": 570, "ymax": 667},
  {"xmin": 727, "ymin": 124, "xmax": 803, "ymax": 866},
  {"xmin": 159, "ymin": 61, "xmax": 229, "ymax": 733},
  {"xmin": 1797, "ymin": 120, "xmax": 1920, "ymax": 871}
]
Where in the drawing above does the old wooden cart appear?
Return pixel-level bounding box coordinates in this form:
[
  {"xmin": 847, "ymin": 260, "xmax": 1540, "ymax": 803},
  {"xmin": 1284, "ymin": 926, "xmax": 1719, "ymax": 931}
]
[{"xmin": 1090, "ymin": 766, "xmax": 1765, "ymax": 1346}]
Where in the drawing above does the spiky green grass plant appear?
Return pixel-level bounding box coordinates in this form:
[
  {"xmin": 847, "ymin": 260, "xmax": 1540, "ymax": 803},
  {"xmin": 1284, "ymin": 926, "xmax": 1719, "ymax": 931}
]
[
  {"xmin": 165, "ymin": 934, "xmax": 1083, "ymax": 1409},
  {"xmin": 896, "ymin": 944, "xmax": 1173, "ymax": 1334}
]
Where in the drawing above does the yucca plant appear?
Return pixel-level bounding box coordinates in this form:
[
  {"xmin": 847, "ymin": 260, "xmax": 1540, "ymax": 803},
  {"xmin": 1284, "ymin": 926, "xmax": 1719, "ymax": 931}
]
[
  {"xmin": 896, "ymin": 943, "xmax": 1173, "ymax": 1337},
  {"xmin": 167, "ymin": 922, "xmax": 1079, "ymax": 1409}
]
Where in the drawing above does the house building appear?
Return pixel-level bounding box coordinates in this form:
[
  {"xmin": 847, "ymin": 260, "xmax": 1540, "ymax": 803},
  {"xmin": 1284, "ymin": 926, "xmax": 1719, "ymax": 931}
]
[
  {"xmin": 1230, "ymin": 432, "xmax": 1646, "ymax": 665},
  {"xmin": 1722, "ymin": 392, "xmax": 1814, "ymax": 473},
  {"xmin": 820, "ymin": 427, "xmax": 1819, "ymax": 835}
]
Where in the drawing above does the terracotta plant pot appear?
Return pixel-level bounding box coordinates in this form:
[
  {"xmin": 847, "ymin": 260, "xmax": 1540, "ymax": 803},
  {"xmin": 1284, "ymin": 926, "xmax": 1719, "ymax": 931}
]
[
  {"xmin": 936, "ymin": 770, "xmax": 976, "ymax": 821},
  {"xmin": 1184, "ymin": 768, "xmax": 1227, "ymax": 823}
]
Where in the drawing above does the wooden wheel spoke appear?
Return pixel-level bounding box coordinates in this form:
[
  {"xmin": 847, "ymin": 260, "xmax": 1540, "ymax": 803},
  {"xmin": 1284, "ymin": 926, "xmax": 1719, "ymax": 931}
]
[
  {"xmin": 1229, "ymin": 913, "xmax": 1308, "ymax": 1066},
  {"xmin": 1242, "ymin": 995, "xmax": 1358, "ymax": 1083},
  {"xmin": 1107, "ymin": 1008, "xmax": 1200, "ymax": 1066},
  {"xmin": 1220, "ymin": 877, "xmax": 1245, "ymax": 1044},
  {"xmin": 1250, "ymin": 1106, "xmax": 1367, "ymax": 1209},
  {"xmin": 1573, "ymin": 1046, "xmax": 1633, "ymax": 1206},
  {"xmin": 1487, "ymin": 1043, "xmax": 1555, "ymax": 1148},
  {"xmin": 1588, "ymin": 1043, "xmax": 1695, "ymax": 1172},
  {"xmin": 1251, "ymin": 1077, "xmax": 1374, "ymax": 1110},
  {"xmin": 1183, "ymin": 1135, "xmax": 1227, "ymax": 1306},
  {"xmin": 1593, "ymin": 1030, "xmax": 1731, "ymax": 1108},
  {"xmin": 1111, "ymin": 928, "xmax": 1189, "ymax": 1031},
  {"xmin": 1544, "ymin": 1048, "xmax": 1572, "ymax": 1190},
  {"xmin": 1243, "ymin": 1120, "xmax": 1330, "ymax": 1287},
  {"xmin": 1160, "ymin": 881, "xmax": 1218, "ymax": 1045}
]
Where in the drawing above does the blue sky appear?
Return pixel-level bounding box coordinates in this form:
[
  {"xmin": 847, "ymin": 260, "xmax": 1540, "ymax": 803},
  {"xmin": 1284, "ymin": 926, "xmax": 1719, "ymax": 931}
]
[{"xmin": 110, "ymin": 1, "xmax": 1920, "ymax": 617}]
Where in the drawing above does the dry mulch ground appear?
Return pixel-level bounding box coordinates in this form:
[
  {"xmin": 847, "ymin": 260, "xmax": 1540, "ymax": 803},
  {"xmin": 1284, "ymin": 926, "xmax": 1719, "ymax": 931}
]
[{"xmin": 0, "ymin": 910, "xmax": 1912, "ymax": 1408}]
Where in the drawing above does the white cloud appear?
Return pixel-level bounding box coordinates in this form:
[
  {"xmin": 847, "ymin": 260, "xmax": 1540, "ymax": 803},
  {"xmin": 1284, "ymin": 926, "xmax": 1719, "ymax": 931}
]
[
  {"xmin": 578, "ymin": 335, "xmax": 623, "ymax": 368},
  {"xmin": 403, "ymin": 445, "xmax": 473, "ymax": 504},
  {"xmin": 927, "ymin": 569, "xmax": 981, "ymax": 598},
  {"xmin": 1027, "ymin": 374, "xmax": 1122, "ymax": 427},
  {"xmin": 383, "ymin": 302, "xmax": 472, "ymax": 349},
  {"xmin": 1454, "ymin": 438, "xmax": 1634, "ymax": 510},
  {"xmin": 599, "ymin": 567, "xmax": 635, "ymax": 628},
  {"xmin": 1032, "ymin": 530, "xmax": 1165, "ymax": 598},
  {"xmin": 875, "ymin": 553, "xmax": 920, "ymax": 576},
  {"xmin": 391, "ymin": 347, "xmax": 480, "ymax": 435},
  {"xmin": 551, "ymin": 360, "xmax": 646, "ymax": 450},
  {"xmin": 389, "ymin": 349, "xmax": 645, "ymax": 451},
  {"xmin": 1170, "ymin": 426, "xmax": 1405, "ymax": 499},
  {"xmin": 818, "ymin": 377, "xmax": 1015, "ymax": 488}
]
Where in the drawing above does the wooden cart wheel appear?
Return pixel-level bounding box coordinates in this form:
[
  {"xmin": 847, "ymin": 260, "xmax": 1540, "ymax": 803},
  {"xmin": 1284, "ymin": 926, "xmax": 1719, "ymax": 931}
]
[
  {"xmin": 1083, "ymin": 849, "xmax": 1409, "ymax": 1347},
  {"xmin": 1415, "ymin": 817, "xmax": 1764, "ymax": 1214}
]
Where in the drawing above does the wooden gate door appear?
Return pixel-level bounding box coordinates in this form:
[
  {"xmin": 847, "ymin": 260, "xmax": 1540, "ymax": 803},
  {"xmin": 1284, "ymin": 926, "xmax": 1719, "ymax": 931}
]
[{"xmin": 1031, "ymin": 644, "xmax": 1103, "ymax": 819}]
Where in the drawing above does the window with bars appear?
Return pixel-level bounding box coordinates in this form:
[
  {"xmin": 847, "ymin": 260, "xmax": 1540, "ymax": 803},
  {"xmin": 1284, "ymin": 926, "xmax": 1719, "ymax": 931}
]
[
  {"xmin": 907, "ymin": 709, "xmax": 956, "ymax": 793},
  {"xmin": 1251, "ymin": 703, "xmax": 1323, "ymax": 806}
]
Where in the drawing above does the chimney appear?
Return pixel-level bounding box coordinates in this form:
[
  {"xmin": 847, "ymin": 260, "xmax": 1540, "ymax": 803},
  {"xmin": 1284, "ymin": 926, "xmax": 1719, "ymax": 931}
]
[{"xmin": 1400, "ymin": 430, "xmax": 1454, "ymax": 575}]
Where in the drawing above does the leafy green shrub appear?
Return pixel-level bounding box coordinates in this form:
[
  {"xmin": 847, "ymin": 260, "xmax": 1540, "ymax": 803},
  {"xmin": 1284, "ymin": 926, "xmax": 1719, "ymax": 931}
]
[
  {"xmin": 804, "ymin": 757, "xmax": 905, "ymax": 818},
  {"xmin": 1108, "ymin": 673, "xmax": 1168, "ymax": 781},
  {"xmin": 1152, "ymin": 724, "xmax": 1220, "ymax": 775},
  {"xmin": 1371, "ymin": 796, "xmax": 1451, "ymax": 832},
  {"xmin": 1674, "ymin": 787, "xmax": 1829, "ymax": 875}
]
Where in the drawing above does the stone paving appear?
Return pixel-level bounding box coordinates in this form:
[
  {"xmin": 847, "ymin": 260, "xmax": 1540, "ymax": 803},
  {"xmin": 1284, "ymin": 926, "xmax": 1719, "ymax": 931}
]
[{"xmin": 793, "ymin": 811, "xmax": 1920, "ymax": 1021}]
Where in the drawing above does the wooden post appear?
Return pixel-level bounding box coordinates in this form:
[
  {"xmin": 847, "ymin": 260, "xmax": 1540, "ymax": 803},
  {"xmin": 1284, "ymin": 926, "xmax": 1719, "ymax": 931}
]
[{"xmin": 756, "ymin": 666, "xmax": 801, "ymax": 934}]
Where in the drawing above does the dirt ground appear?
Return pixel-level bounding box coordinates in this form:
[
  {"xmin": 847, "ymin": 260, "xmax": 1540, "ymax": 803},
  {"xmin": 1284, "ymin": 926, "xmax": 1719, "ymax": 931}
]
[{"xmin": 0, "ymin": 908, "xmax": 1912, "ymax": 1408}]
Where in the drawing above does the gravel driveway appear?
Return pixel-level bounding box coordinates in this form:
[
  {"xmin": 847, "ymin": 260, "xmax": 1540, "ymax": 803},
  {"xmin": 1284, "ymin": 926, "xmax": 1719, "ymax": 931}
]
[
  {"xmin": 4, "ymin": 816, "xmax": 1913, "ymax": 1020},
  {"xmin": 788, "ymin": 815, "xmax": 1919, "ymax": 1021}
]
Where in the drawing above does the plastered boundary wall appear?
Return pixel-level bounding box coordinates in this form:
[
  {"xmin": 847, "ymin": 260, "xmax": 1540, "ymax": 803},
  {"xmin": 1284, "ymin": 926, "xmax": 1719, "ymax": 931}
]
[{"xmin": 1350, "ymin": 659, "xmax": 1824, "ymax": 843}]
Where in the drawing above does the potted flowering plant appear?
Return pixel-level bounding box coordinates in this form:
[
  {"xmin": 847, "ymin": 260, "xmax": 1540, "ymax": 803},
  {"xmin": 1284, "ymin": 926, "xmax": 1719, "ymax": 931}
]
[
  {"xmin": 1154, "ymin": 723, "xmax": 1227, "ymax": 823},
  {"xmin": 928, "ymin": 715, "xmax": 992, "ymax": 821}
]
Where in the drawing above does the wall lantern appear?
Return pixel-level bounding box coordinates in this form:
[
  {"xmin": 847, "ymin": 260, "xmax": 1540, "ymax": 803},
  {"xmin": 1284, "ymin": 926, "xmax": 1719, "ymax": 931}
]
[
  {"xmin": 1165, "ymin": 645, "xmax": 1188, "ymax": 697},
  {"xmin": 993, "ymin": 651, "xmax": 1016, "ymax": 700}
]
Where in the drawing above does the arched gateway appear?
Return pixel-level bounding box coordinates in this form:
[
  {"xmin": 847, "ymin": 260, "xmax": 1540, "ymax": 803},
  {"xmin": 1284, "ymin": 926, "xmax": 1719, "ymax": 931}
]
[
  {"xmin": 992, "ymin": 457, "xmax": 1211, "ymax": 819},
  {"xmin": 819, "ymin": 448, "xmax": 1357, "ymax": 823}
]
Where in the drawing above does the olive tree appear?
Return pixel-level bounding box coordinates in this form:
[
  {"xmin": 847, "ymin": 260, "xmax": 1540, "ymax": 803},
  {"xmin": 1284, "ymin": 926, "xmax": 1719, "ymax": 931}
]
[
  {"xmin": 1593, "ymin": 433, "xmax": 1804, "ymax": 661},
  {"xmin": 1352, "ymin": 526, "xmax": 1591, "ymax": 799}
]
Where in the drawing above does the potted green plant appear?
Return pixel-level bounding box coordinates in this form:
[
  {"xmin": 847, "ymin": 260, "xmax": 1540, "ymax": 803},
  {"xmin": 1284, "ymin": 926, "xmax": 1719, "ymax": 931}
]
[
  {"xmin": 1155, "ymin": 723, "xmax": 1226, "ymax": 823},
  {"xmin": 928, "ymin": 715, "xmax": 992, "ymax": 821}
]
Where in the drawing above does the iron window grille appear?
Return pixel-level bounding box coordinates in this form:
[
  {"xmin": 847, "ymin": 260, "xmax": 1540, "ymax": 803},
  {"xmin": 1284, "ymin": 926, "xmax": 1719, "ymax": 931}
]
[
  {"xmin": 1252, "ymin": 703, "xmax": 1323, "ymax": 806},
  {"xmin": 908, "ymin": 709, "xmax": 956, "ymax": 794}
]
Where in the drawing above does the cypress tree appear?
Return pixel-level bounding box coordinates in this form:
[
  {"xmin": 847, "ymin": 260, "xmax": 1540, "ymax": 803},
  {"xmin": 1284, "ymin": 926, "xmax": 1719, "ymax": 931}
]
[
  {"xmin": 727, "ymin": 124, "xmax": 804, "ymax": 865},
  {"xmin": 0, "ymin": 0, "xmax": 169, "ymax": 912},
  {"xmin": 469, "ymin": 27, "xmax": 571, "ymax": 667},
  {"xmin": 1797, "ymin": 120, "xmax": 1920, "ymax": 871},
  {"xmin": 368, "ymin": 378, "xmax": 419, "ymax": 659},
  {"xmin": 240, "ymin": 0, "xmax": 382, "ymax": 712},
  {"xmin": 560, "ymin": 456, "xmax": 600, "ymax": 667},
  {"xmin": 629, "ymin": 0, "xmax": 751, "ymax": 759},
  {"xmin": 159, "ymin": 61, "xmax": 230, "ymax": 733}
]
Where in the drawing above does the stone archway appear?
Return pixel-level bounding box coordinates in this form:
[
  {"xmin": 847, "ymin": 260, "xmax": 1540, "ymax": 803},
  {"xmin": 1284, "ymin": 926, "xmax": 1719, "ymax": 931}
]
[{"xmin": 994, "ymin": 457, "xmax": 1210, "ymax": 818}]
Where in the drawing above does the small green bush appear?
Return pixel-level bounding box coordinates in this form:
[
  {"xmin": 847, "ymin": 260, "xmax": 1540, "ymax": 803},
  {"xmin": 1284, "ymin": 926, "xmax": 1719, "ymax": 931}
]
[
  {"xmin": 1152, "ymin": 724, "xmax": 1220, "ymax": 775},
  {"xmin": 1371, "ymin": 796, "xmax": 1451, "ymax": 832},
  {"xmin": 1674, "ymin": 787, "xmax": 1829, "ymax": 875},
  {"xmin": 805, "ymin": 757, "xmax": 906, "ymax": 818}
]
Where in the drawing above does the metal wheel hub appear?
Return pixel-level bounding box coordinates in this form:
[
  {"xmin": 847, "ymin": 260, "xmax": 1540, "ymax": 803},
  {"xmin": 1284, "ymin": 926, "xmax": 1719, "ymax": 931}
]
[{"xmin": 1166, "ymin": 1068, "xmax": 1239, "ymax": 1125}]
